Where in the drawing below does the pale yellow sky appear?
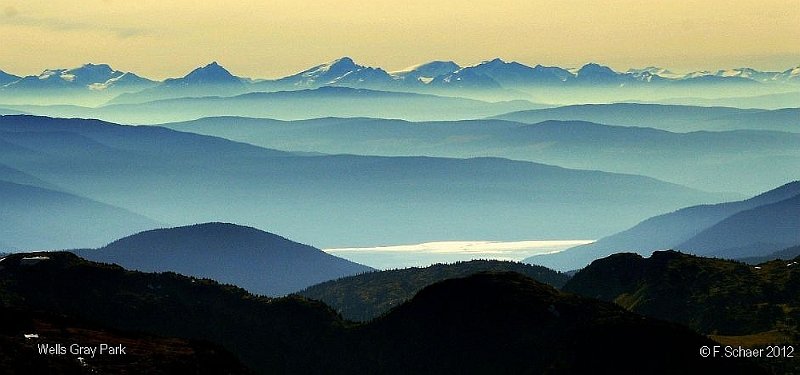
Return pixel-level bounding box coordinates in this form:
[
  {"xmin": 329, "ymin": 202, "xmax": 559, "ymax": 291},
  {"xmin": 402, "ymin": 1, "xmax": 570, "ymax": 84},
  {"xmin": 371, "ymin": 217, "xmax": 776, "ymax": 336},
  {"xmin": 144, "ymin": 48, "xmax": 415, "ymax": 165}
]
[{"xmin": 2, "ymin": 0, "xmax": 799, "ymax": 79}]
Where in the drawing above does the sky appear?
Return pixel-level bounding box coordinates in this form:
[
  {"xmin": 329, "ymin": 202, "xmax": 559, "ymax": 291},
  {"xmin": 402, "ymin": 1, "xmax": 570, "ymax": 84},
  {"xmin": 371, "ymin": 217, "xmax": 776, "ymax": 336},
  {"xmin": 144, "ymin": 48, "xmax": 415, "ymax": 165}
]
[{"xmin": 2, "ymin": 0, "xmax": 799, "ymax": 80}]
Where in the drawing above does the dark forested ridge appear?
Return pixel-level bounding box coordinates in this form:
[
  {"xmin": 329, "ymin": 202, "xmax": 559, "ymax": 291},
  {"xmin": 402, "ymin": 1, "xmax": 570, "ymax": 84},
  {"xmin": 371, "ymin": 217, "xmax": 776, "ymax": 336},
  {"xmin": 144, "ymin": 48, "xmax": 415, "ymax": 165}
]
[
  {"xmin": 0, "ymin": 308, "xmax": 251, "ymax": 375},
  {"xmin": 0, "ymin": 252, "xmax": 343, "ymax": 374},
  {"xmin": 564, "ymin": 251, "xmax": 800, "ymax": 373},
  {"xmin": 565, "ymin": 250, "xmax": 800, "ymax": 338},
  {"xmin": 0, "ymin": 252, "xmax": 763, "ymax": 374},
  {"xmin": 298, "ymin": 260, "xmax": 569, "ymax": 321}
]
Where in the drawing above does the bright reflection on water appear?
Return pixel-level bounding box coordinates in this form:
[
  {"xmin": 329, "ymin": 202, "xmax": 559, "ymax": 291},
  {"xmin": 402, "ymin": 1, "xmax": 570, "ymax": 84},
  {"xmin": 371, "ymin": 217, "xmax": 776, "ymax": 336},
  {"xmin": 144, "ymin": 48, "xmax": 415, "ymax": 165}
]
[{"xmin": 324, "ymin": 240, "xmax": 593, "ymax": 270}]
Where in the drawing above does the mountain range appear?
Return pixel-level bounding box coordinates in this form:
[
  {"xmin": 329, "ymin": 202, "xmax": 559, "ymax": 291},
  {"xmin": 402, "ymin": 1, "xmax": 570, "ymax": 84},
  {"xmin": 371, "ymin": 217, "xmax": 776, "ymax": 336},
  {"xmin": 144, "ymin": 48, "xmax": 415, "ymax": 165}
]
[
  {"xmin": 0, "ymin": 64, "xmax": 156, "ymax": 105},
  {"xmin": 0, "ymin": 179, "xmax": 160, "ymax": 251},
  {"xmin": 0, "ymin": 115, "xmax": 721, "ymax": 249},
  {"xmin": 527, "ymin": 181, "xmax": 800, "ymax": 270},
  {"xmin": 492, "ymin": 103, "xmax": 800, "ymax": 133},
  {"xmin": 0, "ymin": 252, "xmax": 764, "ymax": 374},
  {"xmin": 75, "ymin": 223, "xmax": 374, "ymax": 296},
  {"xmin": 0, "ymin": 70, "xmax": 20, "ymax": 86},
  {"xmin": 1, "ymin": 58, "xmax": 797, "ymax": 106},
  {"xmin": 11, "ymin": 86, "xmax": 541, "ymax": 124},
  {"xmin": 163, "ymin": 115, "xmax": 800, "ymax": 194},
  {"xmin": 110, "ymin": 62, "xmax": 250, "ymax": 105}
]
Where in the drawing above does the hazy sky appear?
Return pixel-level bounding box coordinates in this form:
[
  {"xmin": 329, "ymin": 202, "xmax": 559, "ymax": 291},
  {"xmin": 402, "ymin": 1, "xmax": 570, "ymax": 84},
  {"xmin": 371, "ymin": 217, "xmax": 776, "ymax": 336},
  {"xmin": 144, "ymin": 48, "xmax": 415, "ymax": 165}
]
[{"xmin": 2, "ymin": 0, "xmax": 799, "ymax": 79}]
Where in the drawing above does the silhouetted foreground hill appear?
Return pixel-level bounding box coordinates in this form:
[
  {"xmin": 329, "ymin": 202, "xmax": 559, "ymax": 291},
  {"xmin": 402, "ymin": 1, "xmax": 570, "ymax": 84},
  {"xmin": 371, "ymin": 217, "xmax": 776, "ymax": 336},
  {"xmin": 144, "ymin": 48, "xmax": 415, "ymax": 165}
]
[
  {"xmin": 0, "ymin": 308, "xmax": 251, "ymax": 374},
  {"xmin": 75, "ymin": 223, "xmax": 374, "ymax": 296},
  {"xmin": 349, "ymin": 272, "xmax": 762, "ymax": 375},
  {"xmin": 0, "ymin": 252, "xmax": 343, "ymax": 374},
  {"xmin": 299, "ymin": 260, "xmax": 569, "ymax": 321},
  {"xmin": 564, "ymin": 251, "xmax": 800, "ymax": 373},
  {"xmin": 565, "ymin": 250, "xmax": 800, "ymax": 337},
  {"xmin": 0, "ymin": 252, "xmax": 762, "ymax": 374}
]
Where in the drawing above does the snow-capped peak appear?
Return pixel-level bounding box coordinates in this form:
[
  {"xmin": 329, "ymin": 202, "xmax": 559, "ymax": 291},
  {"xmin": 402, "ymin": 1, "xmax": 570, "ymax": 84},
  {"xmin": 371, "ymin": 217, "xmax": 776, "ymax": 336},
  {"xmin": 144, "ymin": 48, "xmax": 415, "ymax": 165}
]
[{"xmin": 301, "ymin": 57, "xmax": 359, "ymax": 78}]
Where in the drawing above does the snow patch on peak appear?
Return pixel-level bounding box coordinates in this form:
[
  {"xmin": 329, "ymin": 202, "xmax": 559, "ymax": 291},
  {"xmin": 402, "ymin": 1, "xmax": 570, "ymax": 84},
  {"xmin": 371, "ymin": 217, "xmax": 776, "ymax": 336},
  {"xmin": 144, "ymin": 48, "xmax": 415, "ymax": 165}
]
[
  {"xmin": 627, "ymin": 66, "xmax": 681, "ymax": 79},
  {"xmin": 683, "ymin": 71, "xmax": 712, "ymax": 79},
  {"xmin": 390, "ymin": 61, "xmax": 461, "ymax": 83},
  {"xmin": 38, "ymin": 70, "xmax": 62, "ymax": 80}
]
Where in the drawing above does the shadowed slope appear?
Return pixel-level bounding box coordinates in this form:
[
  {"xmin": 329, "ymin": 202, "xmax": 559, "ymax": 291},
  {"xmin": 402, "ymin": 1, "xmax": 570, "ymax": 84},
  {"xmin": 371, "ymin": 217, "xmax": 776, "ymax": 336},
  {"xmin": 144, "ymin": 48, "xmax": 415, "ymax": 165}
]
[{"xmin": 76, "ymin": 223, "xmax": 374, "ymax": 296}]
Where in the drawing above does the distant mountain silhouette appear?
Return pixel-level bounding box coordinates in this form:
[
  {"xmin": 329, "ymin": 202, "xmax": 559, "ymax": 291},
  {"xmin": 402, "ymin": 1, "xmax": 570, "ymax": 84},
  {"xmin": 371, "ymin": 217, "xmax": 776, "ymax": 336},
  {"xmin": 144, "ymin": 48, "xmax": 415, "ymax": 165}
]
[
  {"xmin": 109, "ymin": 62, "xmax": 248, "ymax": 104},
  {"xmin": 574, "ymin": 63, "xmax": 634, "ymax": 84},
  {"xmin": 2, "ymin": 59, "xmax": 797, "ymax": 107},
  {"xmin": 174, "ymin": 61, "xmax": 245, "ymax": 85},
  {"xmin": 0, "ymin": 179, "xmax": 160, "ymax": 250},
  {"xmin": 709, "ymin": 107, "xmax": 800, "ymax": 132},
  {"xmin": 34, "ymin": 86, "xmax": 542, "ymax": 123},
  {"xmin": 431, "ymin": 58, "xmax": 573, "ymax": 89},
  {"xmin": 0, "ymin": 107, "xmax": 27, "ymax": 115},
  {"xmin": 0, "ymin": 63, "xmax": 155, "ymax": 105},
  {"xmin": 677, "ymin": 194, "xmax": 800, "ymax": 258},
  {"xmin": 0, "ymin": 70, "xmax": 20, "ymax": 86},
  {"xmin": 75, "ymin": 223, "xmax": 374, "ymax": 296},
  {"xmin": 0, "ymin": 252, "xmax": 765, "ymax": 374},
  {"xmin": 164, "ymin": 116, "xmax": 800, "ymax": 194},
  {"xmin": 492, "ymin": 103, "xmax": 799, "ymax": 132},
  {"xmin": 391, "ymin": 61, "xmax": 461, "ymax": 84},
  {"xmin": 429, "ymin": 66, "xmax": 505, "ymax": 89},
  {"xmin": 658, "ymin": 92, "xmax": 800, "ymax": 110},
  {"xmin": 257, "ymin": 57, "xmax": 395, "ymax": 91},
  {"xmin": 742, "ymin": 244, "xmax": 800, "ymax": 264},
  {"xmin": 298, "ymin": 260, "xmax": 568, "ymax": 321},
  {"xmin": 527, "ymin": 181, "xmax": 800, "ymax": 270},
  {"xmin": 5, "ymin": 64, "xmax": 151, "ymax": 90},
  {"xmin": 0, "ymin": 162, "xmax": 59, "ymax": 190},
  {"xmin": 0, "ymin": 115, "xmax": 722, "ymax": 248}
]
